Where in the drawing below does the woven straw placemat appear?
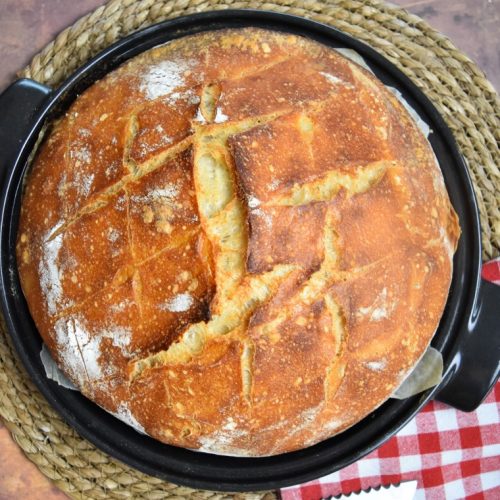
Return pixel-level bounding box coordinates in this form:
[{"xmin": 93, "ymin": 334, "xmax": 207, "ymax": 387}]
[{"xmin": 1, "ymin": 0, "xmax": 498, "ymax": 498}]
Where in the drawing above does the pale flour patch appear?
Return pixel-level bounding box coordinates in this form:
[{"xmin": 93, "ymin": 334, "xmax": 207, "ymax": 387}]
[
  {"xmin": 269, "ymin": 179, "xmax": 280, "ymax": 191},
  {"xmin": 167, "ymin": 90, "xmax": 199, "ymax": 105},
  {"xmin": 107, "ymin": 227, "xmax": 120, "ymax": 244},
  {"xmin": 132, "ymin": 184, "xmax": 179, "ymax": 204},
  {"xmin": 268, "ymin": 404, "xmax": 323, "ymax": 454},
  {"xmin": 106, "ymin": 326, "xmax": 132, "ymax": 353},
  {"xmin": 57, "ymin": 173, "xmax": 68, "ymax": 198},
  {"xmin": 77, "ymin": 172, "xmax": 95, "ymax": 197},
  {"xmin": 301, "ymin": 417, "xmax": 343, "ymax": 448},
  {"xmin": 194, "ymin": 108, "xmax": 206, "ymax": 124},
  {"xmin": 54, "ymin": 317, "xmax": 102, "ymax": 382},
  {"xmin": 71, "ymin": 146, "xmax": 91, "ymax": 164},
  {"xmin": 78, "ymin": 128, "xmax": 91, "ymax": 138},
  {"xmin": 140, "ymin": 59, "xmax": 193, "ymax": 101},
  {"xmin": 39, "ymin": 223, "xmax": 66, "ymax": 315},
  {"xmin": 161, "ymin": 293, "xmax": 194, "ymax": 313},
  {"xmin": 247, "ymin": 195, "xmax": 261, "ymax": 208},
  {"xmin": 186, "ymin": 93, "xmax": 201, "ymax": 106},
  {"xmin": 198, "ymin": 418, "xmax": 250, "ymax": 456},
  {"xmin": 371, "ymin": 307, "xmax": 388, "ymax": 321},
  {"xmin": 138, "ymin": 142, "xmax": 156, "ymax": 157},
  {"xmin": 116, "ymin": 195, "xmax": 127, "ymax": 212},
  {"xmin": 109, "ymin": 299, "xmax": 132, "ymax": 313},
  {"xmin": 357, "ymin": 287, "xmax": 396, "ymax": 322},
  {"xmin": 320, "ymin": 71, "xmax": 345, "ymax": 86},
  {"xmin": 68, "ymin": 146, "xmax": 95, "ymax": 197},
  {"xmin": 320, "ymin": 418, "xmax": 343, "ymax": 436},
  {"xmin": 54, "ymin": 317, "xmax": 133, "ymax": 383},
  {"xmin": 105, "ymin": 161, "xmax": 119, "ymax": 179},
  {"xmin": 111, "ymin": 403, "xmax": 146, "ymax": 434},
  {"xmin": 148, "ymin": 185, "xmax": 179, "ymax": 201},
  {"xmin": 222, "ymin": 417, "xmax": 238, "ymax": 431},
  {"xmin": 214, "ymin": 108, "xmax": 229, "ymax": 123},
  {"xmin": 138, "ymin": 131, "xmax": 173, "ymax": 156},
  {"xmin": 251, "ymin": 208, "xmax": 272, "ymax": 227},
  {"xmin": 366, "ymin": 359, "xmax": 387, "ymax": 372},
  {"xmin": 285, "ymin": 405, "xmax": 321, "ymax": 437}
]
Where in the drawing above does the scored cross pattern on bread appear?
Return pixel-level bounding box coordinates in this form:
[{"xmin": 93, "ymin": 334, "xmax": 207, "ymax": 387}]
[{"xmin": 16, "ymin": 28, "xmax": 460, "ymax": 456}]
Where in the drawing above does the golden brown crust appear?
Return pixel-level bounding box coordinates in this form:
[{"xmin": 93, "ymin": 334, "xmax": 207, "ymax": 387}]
[{"xmin": 17, "ymin": 28, "xmax": 460, "ymax": 456}]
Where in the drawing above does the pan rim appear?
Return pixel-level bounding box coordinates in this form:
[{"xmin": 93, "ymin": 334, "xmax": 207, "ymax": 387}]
[{"xmin": 0, "ymin": 9, "xmax": 482, "ymax": 491}]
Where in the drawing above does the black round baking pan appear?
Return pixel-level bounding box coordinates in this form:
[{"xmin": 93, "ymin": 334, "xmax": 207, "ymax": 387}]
[{"xmin": 0, "ymin": 10, "xmax": 499, "ymax": 492}]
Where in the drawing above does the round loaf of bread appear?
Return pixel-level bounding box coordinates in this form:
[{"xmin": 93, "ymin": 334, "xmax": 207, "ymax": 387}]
[{"xmin": 17, "ymin": 28, "xmax": 460, "ymax": 456}]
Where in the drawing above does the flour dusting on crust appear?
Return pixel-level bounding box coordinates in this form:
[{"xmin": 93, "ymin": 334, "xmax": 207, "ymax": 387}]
[
  {"xmin": 366, "ymin": 359, "xmax": 387, "ymax": 372},
  {"xmin": 39, "ymin": 223, "xmax": 67, "ymax": 315},
  {"xmin": 54, "ymin": 317, "xmax": 102, "ymax": 382},
  {"xmin": 198, "ymin": 418, "xmax": 250, "ymax": 456},
  {"xmin": 111, "ymin": 403, "xmax": 146, "ymax": 434},
  {"xmin": 357, "ymin": 287, "xmax": 396, "ymax": 322},
  {"xmin": 140, "ymin": 59, "xmax": 194, "ymax": 101},
  {"xmin": 161, "ymin": 293, "xmax": 194, "ymax": 313}
]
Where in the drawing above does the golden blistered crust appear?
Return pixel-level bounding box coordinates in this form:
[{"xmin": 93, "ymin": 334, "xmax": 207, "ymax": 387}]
[{"xmin": 17, "ymin": 28, "xmax": 460, "ymax": 455}]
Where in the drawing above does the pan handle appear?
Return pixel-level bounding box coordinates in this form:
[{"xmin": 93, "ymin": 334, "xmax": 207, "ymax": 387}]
[
  {"xmin": 436, "ymin": 278, "xmax": 500, "ymax": 411},
  {"xmin": 0, "ymin": 79, "xmax": 52, "ymax": 188}
]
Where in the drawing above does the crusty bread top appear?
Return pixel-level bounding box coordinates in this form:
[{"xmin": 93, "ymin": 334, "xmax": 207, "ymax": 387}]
[{"xmin": 17, "ymin": 28, "xmax": 460, "ymax": 456}]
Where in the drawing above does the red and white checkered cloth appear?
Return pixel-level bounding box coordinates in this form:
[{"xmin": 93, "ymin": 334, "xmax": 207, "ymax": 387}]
[{"xmin": 281, "ymin": 258, "xmax": 500, "ymax": 500}]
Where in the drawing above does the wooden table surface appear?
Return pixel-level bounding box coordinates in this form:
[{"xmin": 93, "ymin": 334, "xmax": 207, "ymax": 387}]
[{"xmin": 0, "ymin": 1, "xmax": 498, "ymax": 498}]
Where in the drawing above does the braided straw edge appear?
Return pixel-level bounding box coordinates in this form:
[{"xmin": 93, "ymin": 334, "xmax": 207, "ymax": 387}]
[{"xmin": 1, "ymin": 0, "xmax": 498, "ymax": 498}]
